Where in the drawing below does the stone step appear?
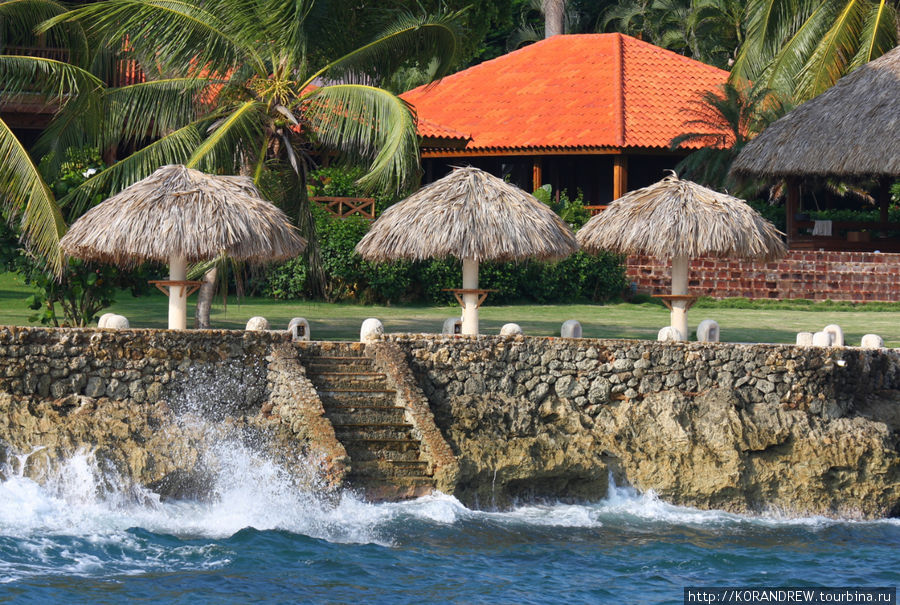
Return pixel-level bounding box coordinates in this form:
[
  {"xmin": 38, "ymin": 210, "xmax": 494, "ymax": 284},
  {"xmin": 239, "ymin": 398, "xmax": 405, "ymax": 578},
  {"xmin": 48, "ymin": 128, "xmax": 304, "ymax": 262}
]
[
  {"xmin": 325, "ymin": 407, "xmax": 407, "ymax": 425},
  {"xmin": 340, "ymin": 438, "xmax": 422, "ymax": 454},
  {"xmin": 318, "ymin": 392, "xmax": 397, "ymax": 408},
  {"xmin": 333, "ymin": 424, "xmax": 415, "ymax": 441},
  {"xmin": 351, "ymin": 460, "xmax": 431, "ymax": 479},
  {"xmin": 343, "ymin": 444, "xmax": 423, "ymax": 462},
  {"xmin": 307, "ymin": 374, "xmax": 390, "ymax": 390},
  {"xmin": 305, "ymin": 359, "xmax": 375, "ymax": 374},
  {"xmin": 345, "ymin": 478, "xmax": 436, "ymax": 501}
]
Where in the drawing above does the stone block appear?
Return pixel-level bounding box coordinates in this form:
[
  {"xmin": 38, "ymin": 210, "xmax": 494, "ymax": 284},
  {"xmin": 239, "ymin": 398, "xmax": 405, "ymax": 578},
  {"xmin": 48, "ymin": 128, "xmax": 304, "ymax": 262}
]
[
  {"xmin": 860, "ymin": 334, "xmax": 884, "ymax": 349},
  {"xmin": 823, "ymin": 324, "xmax": 844, "ymax": 347},
  {"xmin": 657, "ymin": 326, "xmax": 683, "ymax": 342},
  {"xmin": 99, "ymin": 314, "xmax": 130, "ymax": 329},
  {"xmin": 442, "ymin": 317, "xmax": 462, "ymax": 335},
  {"xmin": 560, "ymin": 320, "xmax": 582, "ymax": 339},
  {"xmin": 796, "ymin": 332, "xmax": 814, "ymax": 346},
  {"xmin": 696, "ymin": 319, "xmax": 719, "ymax": 343},
  {"xmin": 812, "ymin": 331, "xmax": 833, "ymax": 347},
  {"xmin": 245, "ymin": 316, "xmax": 269, "ymax": 331},
  {"xmin": 500, "ymin": 323, "xmax": 523, "ymax": 336},
  {"xmin": 287, "ymin": 318, "xmax": 310, "ymax": 342},
  {"xmin": 360, "ymin": 318, "xmax": 384, "ymax": 342}
]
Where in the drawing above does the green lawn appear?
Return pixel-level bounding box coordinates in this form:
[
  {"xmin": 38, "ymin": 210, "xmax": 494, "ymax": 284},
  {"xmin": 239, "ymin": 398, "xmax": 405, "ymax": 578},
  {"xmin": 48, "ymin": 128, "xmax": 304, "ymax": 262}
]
[{"xmin": 3, "ymin": 271, "xmax": 900, "ymax": 346}]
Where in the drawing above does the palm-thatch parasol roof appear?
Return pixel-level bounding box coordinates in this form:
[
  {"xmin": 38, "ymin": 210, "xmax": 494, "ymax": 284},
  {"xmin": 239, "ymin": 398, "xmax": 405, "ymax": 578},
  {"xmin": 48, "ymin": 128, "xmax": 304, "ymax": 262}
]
[
  {"xmin": 355, "ymin": 166, "xmax": 577, "ymax": 263},
  {"xmin": 731, "ymin": 45, "xmax": 900, "ymax": 180},
  {"xmin": 577, "ymin": 174, "xmax": 786, "ymax": 261},
  {"xmin": 60, "ymin": 164, "xmax": 306, "ymax": 267}
]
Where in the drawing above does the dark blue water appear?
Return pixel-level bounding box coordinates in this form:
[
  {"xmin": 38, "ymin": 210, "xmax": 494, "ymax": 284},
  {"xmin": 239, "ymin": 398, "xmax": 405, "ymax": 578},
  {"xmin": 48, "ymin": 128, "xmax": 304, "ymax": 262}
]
[{"xmin": 2, "ymin": 451, "xmax": 898, "ymax": 604}]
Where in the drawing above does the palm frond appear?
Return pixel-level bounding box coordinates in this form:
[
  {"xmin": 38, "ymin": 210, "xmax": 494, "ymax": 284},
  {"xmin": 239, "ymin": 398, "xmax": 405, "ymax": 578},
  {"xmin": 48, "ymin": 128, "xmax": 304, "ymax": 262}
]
[
  {"xmin": 103, "ymin": 77, "xmax": 216, "ymax": 144},
  {"xmin": 0, "ymin": 116, "xmax": 65, "ymax": 273},
  {"xmin": 60, "ymin": 122, "xmax": 204, "ymax": 216},
  {"xmin": 731, "ymin": 0, "xmax": 821, "ymax": 82},
  {"xmin": 797, "ymin": 0, "xmax": 866, "ymax": 99},
  {"xmin": 302, "ymin": 84, "xmax": 419, "ymax": 193},
  {"xmin": 303, "ymin": 13, "xmax": 459, "ymax": 90},
  {"xmin": 0, "ymin": 54, "xmax": 102, "ymax": 101},
  {"xmin": 41, "ymin": 0, "xmax": 266, "ymax": 76},
  {"xmin": 186, "ymin": 100, "xmax": 265, "ymax": 173},
  {"xmin": 0, "ymin": 0, "xmax": 90, "ymax": 66},
  {"xmin": 848, "ymin": 0, "xmax": 897, "ymax": 70}
]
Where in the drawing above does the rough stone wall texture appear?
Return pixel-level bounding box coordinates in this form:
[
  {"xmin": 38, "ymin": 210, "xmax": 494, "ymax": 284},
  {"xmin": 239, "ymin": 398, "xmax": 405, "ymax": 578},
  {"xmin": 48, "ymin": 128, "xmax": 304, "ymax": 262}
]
[
  {"xmin": 0, "ymin": 327, "xmax": 345, "ymax": 498},
  {"xmin": 385, "ymin": 334, "xmax": 900, "ymax": 518},
  {"xmin": 627, "ymin": 251, "xmax": 900, "ymax": 301}
]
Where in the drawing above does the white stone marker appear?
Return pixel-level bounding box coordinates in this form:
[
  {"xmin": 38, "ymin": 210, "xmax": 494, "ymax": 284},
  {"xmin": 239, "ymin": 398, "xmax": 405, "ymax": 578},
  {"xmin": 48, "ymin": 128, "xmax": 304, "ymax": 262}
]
[
  {"xmin": 657, "ymin": 326, "xmax": 683, "ymax": 342},
  {"xmin": 360, "ymin": 318, "xmax": 384, "ymax": 342},
  {"xmin": 823, "ymin": 324, "xmax": 844, "ymax": 347},
  {"xmin": 287, "ymin": 317, "xmax": 310, "ymax": 342},
  {"xmin": 812, "ymin": 331, "xmax": 833, "ymax": 347},
  {"xmin": 442, "ymin": 317, "xmax": 462, "ymax": 335},
  {"xmin": 696, "ymin": 319, "xmax": 719, "ymax": 343},
  {"xmin": 100, "ymin": 314, "xmax": 130, "ymax": 329},
  {"xmin": 860, "ymin": 334, "xmax": 884, "ymax": 348},
  {"xmin": 245, "ymin": 316, "xmax": 269, "ymax": 331},
  {"xmin": 500, "ymin": 323, "xmax": 523, "ymax": 336},
  {"xmin": 561, "ymin": 320, "xmax": 582, "ymax": 338},
  {"xmin": 796, "ymin": 332, "xmax": 814, "ymax": 346}
]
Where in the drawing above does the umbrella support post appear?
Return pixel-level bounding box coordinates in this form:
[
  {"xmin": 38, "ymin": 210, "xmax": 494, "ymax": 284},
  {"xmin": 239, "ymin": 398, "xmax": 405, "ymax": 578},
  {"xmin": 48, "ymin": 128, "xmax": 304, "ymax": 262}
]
[
  {"xmin": 168, "ymin": 256, "xmax": 188, "ymax": 330},
  {"xmin": 461, "ymin": 258, "xmax": 479, "ymax": 335},
  {"xmin": 670, "ymin": 256, "xmax": 689, "ymax": 341}
]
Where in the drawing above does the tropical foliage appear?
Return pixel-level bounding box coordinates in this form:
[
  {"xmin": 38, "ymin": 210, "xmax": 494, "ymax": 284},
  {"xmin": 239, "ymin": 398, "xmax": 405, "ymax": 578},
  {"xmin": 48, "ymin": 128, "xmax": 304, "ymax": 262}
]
[{"xmin": 731, "ymin": 0, "xmax": 898, "ymax": 101}]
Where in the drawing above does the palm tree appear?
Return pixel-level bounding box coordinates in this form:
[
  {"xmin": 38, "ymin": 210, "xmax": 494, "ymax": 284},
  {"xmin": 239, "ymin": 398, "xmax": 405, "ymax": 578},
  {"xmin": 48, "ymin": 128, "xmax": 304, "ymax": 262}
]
[
  {"xmin": 731, "ymin": 0, "xmax": 898, "ymax": 101},
  {"xmin": 670, "ymin": 82, "xmax": 788, "ymax": 193},
  {"xmin": 0, "ymin": 0, "xmax": 97, "ymax": 274},
  {"xmin": 44, "ymin": 0, "xmax": 459, "ymax": 297}
]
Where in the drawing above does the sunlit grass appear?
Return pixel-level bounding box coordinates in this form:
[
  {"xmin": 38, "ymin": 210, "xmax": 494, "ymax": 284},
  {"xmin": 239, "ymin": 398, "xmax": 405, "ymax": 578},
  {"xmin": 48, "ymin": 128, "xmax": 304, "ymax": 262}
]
[{"xmin": 3, "ymin": 272, "xmax": 900, "ymax": 346}]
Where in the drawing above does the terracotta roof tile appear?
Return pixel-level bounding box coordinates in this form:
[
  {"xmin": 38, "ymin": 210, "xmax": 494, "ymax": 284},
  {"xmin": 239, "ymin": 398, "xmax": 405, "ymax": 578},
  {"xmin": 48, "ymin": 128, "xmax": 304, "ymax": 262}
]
[{"xmin": 402, "ymin": 34, "xmax": 728, "ymax": 153}]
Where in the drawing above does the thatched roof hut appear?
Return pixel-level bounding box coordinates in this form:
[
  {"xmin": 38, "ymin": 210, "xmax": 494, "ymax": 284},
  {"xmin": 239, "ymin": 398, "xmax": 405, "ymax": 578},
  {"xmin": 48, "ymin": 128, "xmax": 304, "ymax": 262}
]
[
  {"xmin": 577, "ymin": 174, "xmax": 786, "ymax": 261},
  {"xmin": 355, "ymin": 166, "xmax": 577, "ymax": 263},
  {"xmin": 578, "ymin": 174, "xmax": 785, "ymax": 340},
  {"xmin": 731, "ymin": 45, "xmax": 900, "ymax": 180},
  {"xmin": 60, "ymin": 164, "xmax": 306, "ymax": 266},
  {"xmin": 357, "ymin": 166, "xmax": 577, "ymax": 334}
]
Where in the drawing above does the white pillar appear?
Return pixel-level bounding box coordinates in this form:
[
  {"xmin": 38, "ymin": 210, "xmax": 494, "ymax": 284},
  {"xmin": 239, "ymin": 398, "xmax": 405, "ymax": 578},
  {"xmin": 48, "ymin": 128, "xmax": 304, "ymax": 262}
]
[
  {"xmin": 461, "ymin": 258, "xmax": 479, "ymax": 336},
  {"xmin": 670, "ymin": 255, "xmax": 689, "ymax": 341},
  {"xmin": 168, "ymin": 255, "xmax": 188, "ymax": 330}
]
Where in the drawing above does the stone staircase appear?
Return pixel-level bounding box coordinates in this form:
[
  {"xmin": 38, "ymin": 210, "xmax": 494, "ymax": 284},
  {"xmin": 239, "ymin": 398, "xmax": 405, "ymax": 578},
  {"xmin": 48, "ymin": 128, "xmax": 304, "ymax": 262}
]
[{"xmin": 300, "ymin": 343, "xmax": 436, "ymax": 499}]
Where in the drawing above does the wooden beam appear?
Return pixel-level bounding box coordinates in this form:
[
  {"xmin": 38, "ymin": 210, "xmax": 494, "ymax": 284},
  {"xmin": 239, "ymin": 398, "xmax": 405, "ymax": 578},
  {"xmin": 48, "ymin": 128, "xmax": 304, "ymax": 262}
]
[
  {"xmin": 786, "ymin": 179, "xmax": 800, "ymax": 246},
  {"xmin": 613, "ymin": 155, "xmax": 628, "ymax": 199},
  {"xmin": 532, "ymin": 158, "xmax": 543, "ymax": 191}
]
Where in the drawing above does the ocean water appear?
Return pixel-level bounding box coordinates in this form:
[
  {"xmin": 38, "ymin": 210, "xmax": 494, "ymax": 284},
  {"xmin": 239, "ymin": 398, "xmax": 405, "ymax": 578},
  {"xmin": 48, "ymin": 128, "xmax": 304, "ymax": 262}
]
[{"xmin": 1, "ymin": 442, "xmax": 898, "ymax": 604}]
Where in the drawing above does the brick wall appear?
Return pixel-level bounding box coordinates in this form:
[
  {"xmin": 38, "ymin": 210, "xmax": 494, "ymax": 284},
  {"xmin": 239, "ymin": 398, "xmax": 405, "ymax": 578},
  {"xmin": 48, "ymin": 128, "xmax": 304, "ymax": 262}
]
[{"xmin": 627, "ymin": 250, "xmax": 900, "ymax": 302}]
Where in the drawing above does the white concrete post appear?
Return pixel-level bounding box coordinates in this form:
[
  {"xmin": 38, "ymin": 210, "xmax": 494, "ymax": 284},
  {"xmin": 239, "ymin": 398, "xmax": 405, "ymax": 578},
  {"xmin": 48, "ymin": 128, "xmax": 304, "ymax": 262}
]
[
  {"xmin": 461, "ymin": 258, "xmax": 479, "ymax": 336},
  {"xmin": 168, "ymin": 255, "xmax": 188, "ymax": 330},
  {"xmin": 670, "ymin": 255, "xmax": 689, "ymax": 341}
]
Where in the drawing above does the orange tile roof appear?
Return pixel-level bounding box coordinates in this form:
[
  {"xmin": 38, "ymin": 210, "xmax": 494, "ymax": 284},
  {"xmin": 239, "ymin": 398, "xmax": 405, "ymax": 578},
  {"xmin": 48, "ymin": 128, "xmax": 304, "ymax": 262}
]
[{"xmin": 402, "ymin": 33, "xmax": 729, "ymax": 153}]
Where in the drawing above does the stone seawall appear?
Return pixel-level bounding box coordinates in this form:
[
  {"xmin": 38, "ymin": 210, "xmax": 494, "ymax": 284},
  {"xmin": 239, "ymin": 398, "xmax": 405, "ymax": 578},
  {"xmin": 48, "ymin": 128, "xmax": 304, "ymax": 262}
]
[
  {"xmin": 385, "ymin": 334, "xmax": 900, "ymax": 518},
  {"xmin": 1, "ymin": 326, "xmax": 898, "ymax": 518}
]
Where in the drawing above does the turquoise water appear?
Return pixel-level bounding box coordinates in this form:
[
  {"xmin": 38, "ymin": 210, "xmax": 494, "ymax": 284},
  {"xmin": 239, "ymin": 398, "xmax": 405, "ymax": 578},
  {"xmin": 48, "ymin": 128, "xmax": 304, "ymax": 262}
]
[{"xmin": 2, "ymin": 447, "xmax": 898, "ymax": 604}]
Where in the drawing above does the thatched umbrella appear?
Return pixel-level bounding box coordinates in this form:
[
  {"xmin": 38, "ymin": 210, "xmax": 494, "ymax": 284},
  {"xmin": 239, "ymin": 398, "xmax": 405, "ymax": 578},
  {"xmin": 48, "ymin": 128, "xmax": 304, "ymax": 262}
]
[
  {"xmin": 60, "ymin": 165, "xmax": 306, "ymax": 329},
  {"xmin": 577, "ymin": 174, "xmax": 785, "ymax": 340},
  {"xmin": 731, "ymin": 45, "xmax": 900, "ymax": 179},
  {"xmin": 356, "ymin": 166, "xmax": 577, "ymax": 335}
]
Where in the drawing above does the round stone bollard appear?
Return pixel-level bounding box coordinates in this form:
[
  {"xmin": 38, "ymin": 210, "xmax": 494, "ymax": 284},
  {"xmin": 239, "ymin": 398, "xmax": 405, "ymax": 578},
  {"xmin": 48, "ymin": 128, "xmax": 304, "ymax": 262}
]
[
  {"xmin": 796, "ymin": 332, "xmax": 814, "ymax": 346},
  {"xmin": 287, "ymin": 317, "xmax": 310, "ymax": 342},
  {"xmin": 360, "ymin": 318, "xmax": 384, "ymax": 342},
  {"xmin": 823, "ymin": 324, "xmax": 844, "ymax": 347},
  {"xmin": 860, "ymin": 334, "xmax": 884, "ymax": 349},
  {"xmin": 657, "ymin": 326, "xmax": 683, "ymax": 342},
  {"xmin": 500, "ymin": 323, "xmax": 523, "ymax": 336},
  {"xmin": 100, "ymin": 314, "xmax": 130, "ymax": 329},
  {"xmin": 812, "ymin": 331, "xmax": 833, "ymax": 347},
  {"xmin": 245, "ymin": 316, "xmax": 269, "ymax": 331},
  {"xmin": 560, "ymin": 320, "xmax": 582, "ymax": 339},
  {"xmin": 442, "ymin": 317, "xmax": 462, "ymax": 335},
  {"xmin": 696, "ymin": 319, "xmax": 719, "ymax": 343}
]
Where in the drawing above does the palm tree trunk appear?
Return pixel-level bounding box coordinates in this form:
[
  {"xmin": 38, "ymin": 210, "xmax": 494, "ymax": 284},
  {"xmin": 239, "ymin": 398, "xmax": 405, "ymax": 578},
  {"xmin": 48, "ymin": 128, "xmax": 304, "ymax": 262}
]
[
  {"xmin": 194, "ymin": 266, "xmax": 217, "ymax": 329},
  {"xmin": 542, "ymin": 0, "xmax": 566, "ymax": 37}
]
